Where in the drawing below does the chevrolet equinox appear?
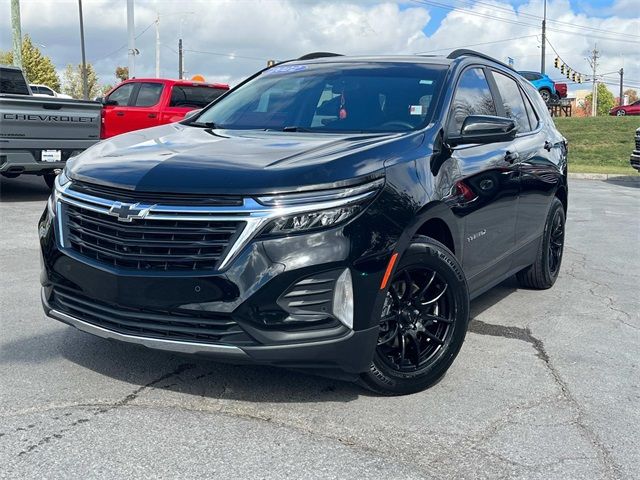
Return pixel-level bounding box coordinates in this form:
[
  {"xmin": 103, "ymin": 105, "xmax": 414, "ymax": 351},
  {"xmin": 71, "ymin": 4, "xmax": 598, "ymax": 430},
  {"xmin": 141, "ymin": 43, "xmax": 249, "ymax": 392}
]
[{"xmin": 40, "ymin": 50, "xmax": 568, "ymax": 395}]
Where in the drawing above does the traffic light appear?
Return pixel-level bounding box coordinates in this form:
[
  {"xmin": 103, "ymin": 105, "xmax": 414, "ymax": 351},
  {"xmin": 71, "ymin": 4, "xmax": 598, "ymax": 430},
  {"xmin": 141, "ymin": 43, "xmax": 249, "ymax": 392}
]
[
  {"xmin": 566, "ymin": 67, "xmax": 571, "ymax": 79},
  {"xmin": 571, "ymin": 72, "xmax": 576, "ymax": 82},
  {"xmin": 554, "ymin": 57, "xmax": 559, "ymax": 69},
  {"xmin": 578, "ymin": 75, "xmax": 583, "ymax": 84},
  {"xmin": 560, "ymin": 64, "xmax": 565, "ymax": 74}
]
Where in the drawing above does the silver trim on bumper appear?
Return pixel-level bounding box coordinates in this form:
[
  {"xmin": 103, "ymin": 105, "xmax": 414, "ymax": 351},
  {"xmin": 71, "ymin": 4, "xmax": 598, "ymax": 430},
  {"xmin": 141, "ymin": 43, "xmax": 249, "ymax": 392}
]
[{"xmin": 47, "ymin": 308, "xmax": 250, "ymax": 358}]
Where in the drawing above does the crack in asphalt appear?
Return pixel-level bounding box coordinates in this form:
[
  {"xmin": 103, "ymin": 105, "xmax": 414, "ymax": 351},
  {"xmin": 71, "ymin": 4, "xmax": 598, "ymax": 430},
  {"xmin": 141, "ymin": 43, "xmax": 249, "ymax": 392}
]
[
  {"xmin": 468, "ymin": 319, "xmax": 624, "ymax": 480},
  {"xmin": 15, "ymin": 363, "xmax": 196, "ymax": 457}
]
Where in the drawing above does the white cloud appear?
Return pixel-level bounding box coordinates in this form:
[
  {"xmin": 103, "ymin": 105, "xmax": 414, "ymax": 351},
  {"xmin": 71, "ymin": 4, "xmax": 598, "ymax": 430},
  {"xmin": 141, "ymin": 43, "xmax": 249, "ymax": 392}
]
[{"xmin": 1, "ymin": 0, "xmax": 638, "ymax": 96}]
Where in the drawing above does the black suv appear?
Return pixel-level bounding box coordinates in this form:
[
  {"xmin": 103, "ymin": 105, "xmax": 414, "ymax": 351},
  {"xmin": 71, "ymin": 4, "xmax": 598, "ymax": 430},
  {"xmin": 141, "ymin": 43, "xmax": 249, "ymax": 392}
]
[{"xmin": 40, "ymin": 50, "xmax": 567, "ymax": 395}]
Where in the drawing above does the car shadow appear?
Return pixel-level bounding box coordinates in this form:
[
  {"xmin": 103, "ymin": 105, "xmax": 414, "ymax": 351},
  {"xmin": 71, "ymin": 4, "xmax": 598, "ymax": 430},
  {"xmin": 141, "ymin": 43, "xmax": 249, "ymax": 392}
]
[
  {"xmin": 2, "ymin": 280, "xmax": 520, "ymax": 404},
  {"xmin": 0, "ymin": 175, "xmax": 51, "ymax": 202},
  {"xmin": 0, "ymin": 326, "xmax": 364, "ymax": 403},
  {"xmin": 605, "ymin": 176, "xmax": 640, "ymax": 189}
]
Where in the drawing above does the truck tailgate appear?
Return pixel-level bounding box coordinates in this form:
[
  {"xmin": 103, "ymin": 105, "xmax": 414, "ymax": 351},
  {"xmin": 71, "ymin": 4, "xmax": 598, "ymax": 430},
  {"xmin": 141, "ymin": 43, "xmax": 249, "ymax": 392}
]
[{"xmin": 0, "ymin": 94, "xmax": 101, "ymax": 149}]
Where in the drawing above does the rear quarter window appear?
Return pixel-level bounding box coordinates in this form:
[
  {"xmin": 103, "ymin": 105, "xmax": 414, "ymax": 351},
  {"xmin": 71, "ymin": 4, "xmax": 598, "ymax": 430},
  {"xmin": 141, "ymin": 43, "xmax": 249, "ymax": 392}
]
[{"xmin": 0, "ymin": 68, "xmax": 30, "ymax": 95}]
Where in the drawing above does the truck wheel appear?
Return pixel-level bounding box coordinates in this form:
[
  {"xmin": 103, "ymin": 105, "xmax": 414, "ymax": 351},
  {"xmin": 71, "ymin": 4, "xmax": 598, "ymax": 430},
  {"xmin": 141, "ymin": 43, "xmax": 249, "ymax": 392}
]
[
  {"xmin": 517, "ymin": 197, "xmax": 565, "ymax": 289},
  {"xmin": 539, "ymin": 88, "xmax": 552, "ymax": 104},
  {"xmin": 359, "ymin": 237, "xmax": 469, "ymax": 395},
  {"xmin": 43, "ymin": 173, "xmax": 57, "ymax": 189}
]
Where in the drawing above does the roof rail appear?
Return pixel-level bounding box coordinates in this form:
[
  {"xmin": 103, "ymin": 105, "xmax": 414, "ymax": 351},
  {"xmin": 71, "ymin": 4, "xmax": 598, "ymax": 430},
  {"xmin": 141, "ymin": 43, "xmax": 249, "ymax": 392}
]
[
  {"xmin": 447, "ymin": 49, "xmax": 514, "ymax": 70},
  {"xmin": 297, "ymin": 52, "xmax": 343, "ymax": 61}
]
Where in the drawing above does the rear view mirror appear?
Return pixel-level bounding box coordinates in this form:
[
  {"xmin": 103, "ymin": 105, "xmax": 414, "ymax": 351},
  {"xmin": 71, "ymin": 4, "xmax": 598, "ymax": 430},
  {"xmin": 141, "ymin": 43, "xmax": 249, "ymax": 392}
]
[{"xmin": 448, "ymin": 115, "xmax": 517, "ymax": 146}]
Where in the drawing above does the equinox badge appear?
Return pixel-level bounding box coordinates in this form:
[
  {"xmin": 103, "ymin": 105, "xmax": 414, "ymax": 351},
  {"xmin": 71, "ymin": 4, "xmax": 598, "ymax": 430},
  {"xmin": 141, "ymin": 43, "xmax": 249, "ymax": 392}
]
[{"xmin": 108, "ymin": 202, "xmax": 152, "ymax": 223}]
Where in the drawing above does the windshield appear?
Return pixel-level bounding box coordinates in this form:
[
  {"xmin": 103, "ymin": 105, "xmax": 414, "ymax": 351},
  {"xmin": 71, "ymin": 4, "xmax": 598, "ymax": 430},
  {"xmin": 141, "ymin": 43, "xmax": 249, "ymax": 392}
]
[{"xmin": 194, "ymin": 62, "xmax": 447, "ymax": 133}]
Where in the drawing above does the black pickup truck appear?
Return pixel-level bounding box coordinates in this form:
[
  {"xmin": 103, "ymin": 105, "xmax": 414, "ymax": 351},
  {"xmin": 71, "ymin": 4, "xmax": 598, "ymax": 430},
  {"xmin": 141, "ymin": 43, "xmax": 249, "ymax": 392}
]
[
  {"xmin": 40, "ymin": 50, "xmax": 568, "ymax": 395},
  {"xmin": 0, "ymin": 65, "xmax": 101, "ymax": 187}
]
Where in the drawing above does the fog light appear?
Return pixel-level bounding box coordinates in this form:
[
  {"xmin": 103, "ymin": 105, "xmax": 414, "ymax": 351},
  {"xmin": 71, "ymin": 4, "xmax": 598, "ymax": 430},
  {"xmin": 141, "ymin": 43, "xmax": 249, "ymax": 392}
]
[{"xmin": 333, "ymin": 268, "xmax": 353, "ymax": 329}]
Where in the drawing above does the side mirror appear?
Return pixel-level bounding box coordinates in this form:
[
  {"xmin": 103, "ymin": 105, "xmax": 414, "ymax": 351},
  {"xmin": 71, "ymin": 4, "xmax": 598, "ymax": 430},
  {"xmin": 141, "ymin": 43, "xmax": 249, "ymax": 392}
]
[
  {"xmin": 448, "ymin": 115, "xmax": 517, "ymax": 147},
  {"xmin": 183, "ymin": 108, "xmax": 202, "ymax": 120},
  {"xmin": 99, "ymin": 97, "xmax": 118, "ymax": 106},
  {"xmin": 94, "ymin": 96, "xmax": 103, "ymax": 103}
]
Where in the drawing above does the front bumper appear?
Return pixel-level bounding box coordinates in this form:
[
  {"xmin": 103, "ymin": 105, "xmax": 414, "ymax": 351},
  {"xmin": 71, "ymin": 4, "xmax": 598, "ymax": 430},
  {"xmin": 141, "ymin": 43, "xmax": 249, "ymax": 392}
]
[
  {"xmin": 39, "ymin": 185, "xmax": 398, "ymax": 374},
  {"xmin": 631, "ymin": 151, "xmax": 640, "ymax": 172}
]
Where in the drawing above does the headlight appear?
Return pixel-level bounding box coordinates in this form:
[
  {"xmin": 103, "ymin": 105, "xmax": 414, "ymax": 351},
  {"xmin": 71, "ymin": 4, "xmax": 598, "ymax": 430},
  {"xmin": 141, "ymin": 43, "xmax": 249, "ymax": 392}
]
[
  {"xmin": 46, "ymin": 170, "xmax": 70, "ymax": 217},
  {"xmin": 258, "ymin": 178, "xmax": 383, "ymax": 236}
]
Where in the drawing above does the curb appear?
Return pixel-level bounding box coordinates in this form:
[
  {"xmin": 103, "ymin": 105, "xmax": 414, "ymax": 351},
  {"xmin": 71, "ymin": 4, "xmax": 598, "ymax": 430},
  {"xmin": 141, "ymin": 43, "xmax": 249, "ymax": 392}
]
[{"xmin": 568, "ymin": 173, "xmax": 640, "ymax": 183}]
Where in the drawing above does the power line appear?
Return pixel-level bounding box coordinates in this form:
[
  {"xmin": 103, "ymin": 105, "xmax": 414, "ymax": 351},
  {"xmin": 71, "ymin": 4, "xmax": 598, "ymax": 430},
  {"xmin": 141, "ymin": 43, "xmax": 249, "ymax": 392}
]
[
  {"xmin": 411, "ymin": 0, "xmax": 640, "ymax": 45},
  {"xmin": 456, "ymin": 0, "xmax": 640, "ymax": 40},
  {"xmin": 414, "ymin": 34, "xmax": 538, "ymax": 54},
  {"xmin": 94, "ymin": 19, "xmax": 157, "ymax": 62}
]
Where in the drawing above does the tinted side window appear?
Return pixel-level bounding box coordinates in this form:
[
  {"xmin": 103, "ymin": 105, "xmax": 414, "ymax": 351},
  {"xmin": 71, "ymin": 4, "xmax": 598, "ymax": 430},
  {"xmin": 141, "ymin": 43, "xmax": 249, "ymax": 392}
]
[
  {"xmin": 107, "ymin": 83, "xmax": 135, "ymax": 105},
  {"xmin": 0, "ymin": 68, "xmax": 30, "ymax": 95},
  {"xmin": 170, "ymin": 86, "xmax": 226, "ymax": 108},
  {"xmin": 134, "ymin": 83, "xmax": 163, "ymax": 107},
  {"xmin": 523, "ymin": 92, "xmax": 539, "ymax": 130},
  {"xmin": 449, "ymin": 68, "xmax": 497, "ymax": 135},
  {"xmin": 492, "ymin": 72, "xmax": 531, "ymax": 133}
]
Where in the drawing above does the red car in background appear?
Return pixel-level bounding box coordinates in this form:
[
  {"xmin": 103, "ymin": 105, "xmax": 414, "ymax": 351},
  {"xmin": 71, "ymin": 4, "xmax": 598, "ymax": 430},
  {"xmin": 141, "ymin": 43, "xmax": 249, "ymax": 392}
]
[
  {"xmin": 99, "ymin": 78, "xmax": 229, "ymax": 138},
  {"xmin": 610, "ymin": 100, "xmax": 640, "ymax": 116}
]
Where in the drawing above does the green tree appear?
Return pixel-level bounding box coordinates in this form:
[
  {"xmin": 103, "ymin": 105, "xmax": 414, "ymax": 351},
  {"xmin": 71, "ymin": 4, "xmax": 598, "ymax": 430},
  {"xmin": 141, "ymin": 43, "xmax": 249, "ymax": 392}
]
[
  {"xmin": 62, "ymin": 63, "xmax": 100, "ymax": 99},
  {"xmin": 115, "ymin": 66, "xmax": 129, "ymax": 82},
  {"xmin": 1, "ymin": 35, "xmax": 60, "ymax": 91},
  {"xmin": 585, "ymin": 83, "xmax": 616, "ymax": 116},
  {"xmin": 101, "ymin": 84, "xmax": 114, "ymax": 95}
]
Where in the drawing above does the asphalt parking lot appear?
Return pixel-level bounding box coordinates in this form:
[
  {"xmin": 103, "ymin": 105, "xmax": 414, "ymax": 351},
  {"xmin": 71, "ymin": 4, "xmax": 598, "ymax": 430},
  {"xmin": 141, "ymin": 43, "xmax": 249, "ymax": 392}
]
[{"xmin": 1, "ymin": 175, "xmax": 638, "ymax": 480}]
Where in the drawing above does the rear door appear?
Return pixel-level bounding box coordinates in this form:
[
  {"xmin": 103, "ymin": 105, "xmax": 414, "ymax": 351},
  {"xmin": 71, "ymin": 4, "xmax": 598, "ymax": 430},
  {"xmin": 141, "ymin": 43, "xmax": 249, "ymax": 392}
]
[
  {"xmin": 102, "ymin": 82, "xmax": 136, "ymax": 138},
  {"xmin": 444, "ymin": 66, "xmax": 520, "ymax": 293},
  {"xmin": 161, "ymin": 84, "xmax": 227, "ymax": 124},
  {"xmin": 122, "ymin": 81, "xmax": 165, "ymax": 131}
]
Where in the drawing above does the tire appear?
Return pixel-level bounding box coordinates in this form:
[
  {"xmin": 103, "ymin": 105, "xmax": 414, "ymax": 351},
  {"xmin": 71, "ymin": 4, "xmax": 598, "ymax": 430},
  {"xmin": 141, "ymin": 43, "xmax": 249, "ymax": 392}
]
[
  {"xmin": 359, "ymin": 237, "xmax": 470, "ymax": 395},
  {"xmin": 43, "ymin": 173, "xmax": 57, "ymax": 189},
  {"xmin": 617, "ymin": 110, "xmax": 626, "ymax": 116},
  {"xmin": 539, "ymin": 88, "xmax": 552, "ymax": 104},
  {"xmin": 516, "ymin": 197, "xmax": 565, "ymax": 289}
]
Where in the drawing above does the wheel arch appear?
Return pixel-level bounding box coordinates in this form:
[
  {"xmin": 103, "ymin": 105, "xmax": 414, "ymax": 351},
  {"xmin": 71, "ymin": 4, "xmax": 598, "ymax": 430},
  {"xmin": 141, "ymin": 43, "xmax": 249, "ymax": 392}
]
[{"xmin": 405, "ymin": 201, "xmax": 461, "ymax": 258}]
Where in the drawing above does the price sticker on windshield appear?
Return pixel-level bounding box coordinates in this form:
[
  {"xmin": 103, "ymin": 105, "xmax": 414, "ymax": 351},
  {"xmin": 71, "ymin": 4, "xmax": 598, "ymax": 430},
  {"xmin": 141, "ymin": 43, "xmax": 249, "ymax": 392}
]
[{"xmin": 41, "ymin": 150, "xmax": 62, "ymax": 163}]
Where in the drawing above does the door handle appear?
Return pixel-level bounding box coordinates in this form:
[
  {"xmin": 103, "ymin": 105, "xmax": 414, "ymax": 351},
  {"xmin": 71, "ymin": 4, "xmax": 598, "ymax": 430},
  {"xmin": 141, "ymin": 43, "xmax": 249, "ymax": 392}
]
[
  {"xmin": 505, "ymin": 151, "xmax": 519, "ymax": 164},
  {"xmin": 544, "ymin": 140, "xmax": 553, "ymax": 151},
  {"xmin": 147, "ymin": 113, "xmax": 157, "ymax": 119},
  {"xmin": 116, "ymin": 112, "xmax": 125, "ymax": 117}
]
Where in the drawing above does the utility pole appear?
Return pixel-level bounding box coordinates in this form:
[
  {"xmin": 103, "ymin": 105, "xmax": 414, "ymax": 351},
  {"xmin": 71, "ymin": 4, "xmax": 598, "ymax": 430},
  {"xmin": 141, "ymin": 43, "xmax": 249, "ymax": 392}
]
[
  {"xmin": 619, "ymin": 68, "xmax": 624, "ymax": 106},
  {"xmin": 178, "ymin": 39, "xmax": 183, "ymax": 79},
  {"xmin": 589, "ymin": 45, "xmax": 599, "ymax": 117},
  {"xmin": 10, "ymin": 0, "xmax": 22, "ymax": 68},
  {"xmin": 78, "ymin": 0, "xmax": 88, "ymax": 100},
  {"xmin": 155, "ymin": 14, "xmax": 160, "ymax": 78},
  {"xmin": 127, "ymin": 0, "xmax": 136, "ymax": 78},
  {"xmin": 540, "ymin": 0, "xmax": 547, "ymax": 74}
]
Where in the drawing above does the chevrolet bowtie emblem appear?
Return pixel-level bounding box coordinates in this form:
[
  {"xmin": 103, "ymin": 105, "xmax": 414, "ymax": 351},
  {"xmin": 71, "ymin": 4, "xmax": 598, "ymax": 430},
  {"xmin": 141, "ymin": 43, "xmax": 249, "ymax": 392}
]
[{"xmin": 108, "ymin": 202, "xmax": 152, "ymax": 222}]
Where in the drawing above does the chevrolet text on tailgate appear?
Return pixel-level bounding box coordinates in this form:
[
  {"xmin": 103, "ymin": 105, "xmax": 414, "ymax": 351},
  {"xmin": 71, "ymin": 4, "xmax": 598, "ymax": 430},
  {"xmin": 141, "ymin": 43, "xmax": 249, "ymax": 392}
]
[
  {"xmin": 40, "ymin": 50, "xmax": 568, "ymax": 395},
  {"xmin": 0, "ymin": 65, "xmax": 102, "ymax": 188}
]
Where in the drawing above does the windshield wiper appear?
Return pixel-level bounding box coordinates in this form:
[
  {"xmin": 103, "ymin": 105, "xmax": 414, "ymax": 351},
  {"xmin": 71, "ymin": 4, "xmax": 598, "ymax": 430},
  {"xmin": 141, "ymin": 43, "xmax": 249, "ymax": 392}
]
[
  {"xmin": 188, "ymin": 121, "xmax": 219, "ymax": 129},
  {"xmin": 282, "ymin": 126, "xmax": 314, "ymax": 132}
]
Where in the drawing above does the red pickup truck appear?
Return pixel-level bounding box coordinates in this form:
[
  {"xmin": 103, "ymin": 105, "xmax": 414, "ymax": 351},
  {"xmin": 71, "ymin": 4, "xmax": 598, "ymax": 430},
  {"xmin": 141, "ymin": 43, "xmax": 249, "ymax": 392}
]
[{"xmin": 99, "ymin": 78, "xmax": 229, "ymax": 139}]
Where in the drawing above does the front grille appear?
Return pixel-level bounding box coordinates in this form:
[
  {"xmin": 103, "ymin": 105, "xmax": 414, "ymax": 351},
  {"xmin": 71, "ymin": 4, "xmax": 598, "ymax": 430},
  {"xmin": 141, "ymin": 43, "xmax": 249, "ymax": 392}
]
[
  {"xmin": 51, "ymin": 287, "xmax": 255, "ymax": 345},
  {"xmin": 69, "ymin": 181, "xmax": 244, "ymax": 206},
  {"xmin": 64, "ymin": 203, "xmax": 243, "ymax": 271}
]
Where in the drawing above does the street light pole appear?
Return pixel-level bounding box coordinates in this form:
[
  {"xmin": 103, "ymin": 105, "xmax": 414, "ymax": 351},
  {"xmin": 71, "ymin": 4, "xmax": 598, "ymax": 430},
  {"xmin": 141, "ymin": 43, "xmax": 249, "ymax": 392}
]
[
  {"xmin": 127, "ymin": 0, "xmax": 136, "ymax": 78},
  {"xmin": 78, "ymin": 0, "xmax": 89, "ymax": 100},
  {"xmin": 540, "ymin": 0, "xmax": 547, "ymax": 74},
  {"xmin": 10, "ymin": 0, "xmax": 23, "ymax": 69},
  {"xmin": 155, "ymin": 14, "xmax": 160, "ymax": 78}
]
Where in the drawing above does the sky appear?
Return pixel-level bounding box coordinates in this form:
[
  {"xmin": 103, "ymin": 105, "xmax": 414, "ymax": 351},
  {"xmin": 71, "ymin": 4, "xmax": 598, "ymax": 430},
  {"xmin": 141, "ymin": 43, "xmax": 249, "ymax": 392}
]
[{"xmin": 1, "ymin": 0, "xmax": 638, "ymax": 96}]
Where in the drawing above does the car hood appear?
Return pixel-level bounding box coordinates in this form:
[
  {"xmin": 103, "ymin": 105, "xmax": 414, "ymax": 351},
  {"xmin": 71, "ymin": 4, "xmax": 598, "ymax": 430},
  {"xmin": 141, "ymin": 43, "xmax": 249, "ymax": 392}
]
[{"xmin": 67, "ymin": 123, "xmax": 423, "ymax": 195}]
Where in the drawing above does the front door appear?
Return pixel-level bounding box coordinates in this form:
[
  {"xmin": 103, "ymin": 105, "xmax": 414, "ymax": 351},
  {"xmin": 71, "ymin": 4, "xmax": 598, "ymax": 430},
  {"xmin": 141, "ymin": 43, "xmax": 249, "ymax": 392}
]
[{"xmin": 444, "ymin": 67, "xmax": 520, "ymax": 294}]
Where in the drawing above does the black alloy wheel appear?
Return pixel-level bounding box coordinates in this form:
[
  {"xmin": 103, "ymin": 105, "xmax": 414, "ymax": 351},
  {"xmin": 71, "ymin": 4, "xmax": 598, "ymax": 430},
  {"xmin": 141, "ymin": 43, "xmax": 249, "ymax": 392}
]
[
  {"xmin": 360, "ymin": 237, "xmax": 469, "ymax": 395},
  {"xmin": 548, "ymin": 208, "xmax": 565, "ymax": 277},
  {"xmin": 377, "ymin": 268, "xmax": 453, "ymax": 372},
  {"xmin": 517, "ymin": 197, "xmax": 566, "ymax": 289}
]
